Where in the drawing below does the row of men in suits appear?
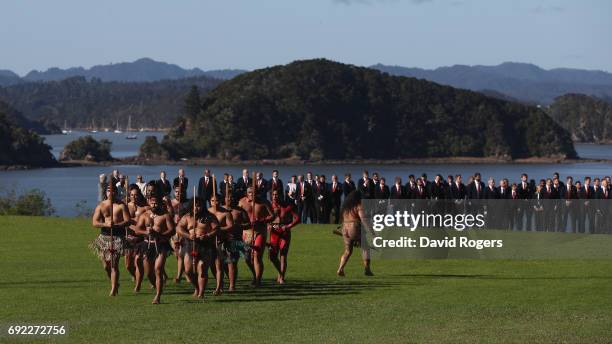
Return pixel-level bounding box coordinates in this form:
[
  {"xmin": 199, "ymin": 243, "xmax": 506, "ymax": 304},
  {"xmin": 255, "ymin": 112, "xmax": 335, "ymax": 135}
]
[{"xmin": 137, "ymin": 168, "xmax": 612, "ymax": 231}]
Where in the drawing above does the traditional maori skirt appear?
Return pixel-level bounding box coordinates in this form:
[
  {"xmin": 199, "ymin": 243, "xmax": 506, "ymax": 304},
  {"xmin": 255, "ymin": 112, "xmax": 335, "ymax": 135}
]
[
  {"xmin": 124, "ymin": 230, "xmax": 144, "ymax": 255},
  {"xmin": 219, "ymin": 240, "xmax": 246, "ymax": 264},
  {"xmin": 135, "ymin": 239, "xmax": 173, "ymax": 260},
  {"xmin": 180, "ymin": 240, "xmax": 215, "ymax": 264},
  {"xmin": 89, "ymin": 234, "xmax": 127, "ymax": 261}
]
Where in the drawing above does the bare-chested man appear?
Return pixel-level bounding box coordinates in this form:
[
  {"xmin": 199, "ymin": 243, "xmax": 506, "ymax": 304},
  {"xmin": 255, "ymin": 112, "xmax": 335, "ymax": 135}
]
[
  {"xmin": 91, "ymin": 184, "xmax": 130, "ymax": 296},
  {"xmin": 170, "ymin": 185, "xmax": 189, "ymax": 283},
  {"xmin": 126, "ymin": 185, "xmax": 148, "ymax": 292},
  {"xmin": 222, "ymin": 190, "xmax": 249, "ymax": 291},
  {"xmin": 239, "ymin": 187, "xmax": 273, "ymax": 287},
  {"xmin": 133, "ymin": 194, "xmax": 175, "ymax": 304},
  {"xmin": 268, "ymin": 189, "xmax": 300, "ymax": 284},
  {"xmin": 208, "ymin": 194, "xmax": 234, "ymax": 294},
  {"xmin": 337, "ymin": 191, "xmax": 374, "ymax": 277},
  {"xmin": 176, "ymin": 197, "xmax": 220, "ymax": 299}
]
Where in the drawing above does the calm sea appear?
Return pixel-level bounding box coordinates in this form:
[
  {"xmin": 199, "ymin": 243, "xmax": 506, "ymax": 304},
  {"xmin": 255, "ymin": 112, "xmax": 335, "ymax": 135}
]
[{"xmin": 1, "ymin": 131, "xmax": 611, "ymax": 217}]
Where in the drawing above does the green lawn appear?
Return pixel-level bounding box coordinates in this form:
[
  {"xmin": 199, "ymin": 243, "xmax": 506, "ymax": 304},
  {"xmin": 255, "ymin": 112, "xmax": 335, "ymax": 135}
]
[{"xmin": 1, "ymin": 216, "xmax": 612, "ymax": 343}]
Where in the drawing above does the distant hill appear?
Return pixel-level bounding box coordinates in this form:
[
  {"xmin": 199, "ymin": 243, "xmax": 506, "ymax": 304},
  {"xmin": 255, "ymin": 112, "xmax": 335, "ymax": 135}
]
[
  {"xmin": 0, "ymin": 101, "xmax": 56, "ymax": 167},
  {"xmin": 160, "ymin": 59, "xmax": 576, "ymax": 161},
  {"xmin": 372, "ymin": 62, "xmax": 612, "ymax": 105},
  {"xmin": 21, "ymin": 58, "xmax": 246, "ymax": 82},
  {"xmin": 0, "ymin": 70, "xmax": 23, "ymax": 87},
  {"xmin": 0, "ymin": 76, "xmax": 222, "ymax": 129},
  {"xmin": 547, "ymin": 94, "xmax": 612, "ymax": 143}
]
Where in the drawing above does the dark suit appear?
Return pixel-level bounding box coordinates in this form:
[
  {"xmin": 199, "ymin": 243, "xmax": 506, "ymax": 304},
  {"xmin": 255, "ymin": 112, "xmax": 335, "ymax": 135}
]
[
  {"xmin": 330, "ymin": 182, "xmax": 343, "ymax": 224},
  {"xmin": 254, "ymin": 179, "xmax": 268, "ymax": 200},
  {"xmin": 357, "ymin": 178, "xmax": 374, "ymax": 199},
  {"xmin": 156, "ymin": 178, "xmax": 171, "ymax": 197},
  {"xmin": 342, "ymin": 180, "xmax": 356, "ymax": 198},
  {"xmin": 390, "ymin": 184, "xmax": 405, "ymax": 199},
  {"xmin": 596, "ymin": 186, "xmax": 611, "ymax": 234},
  {"xmin": 297, "ymin": 181, "xmax": 315, "ymax": 224},
  {"xmin": 197, "ymin": 176, "xmax": 214, "ymax": 205},
  {"xmin": 314, "ymin": 182, "xmax": 330, "ymax": 223},
  {"xmin": 173, "ymin": 176, "xmax": 189, "ymax": 195},
  {"xmin": 517, "ymin": 181, "xmax": 533, "ymax": 231},
  {"xmin": 268, "ymin": 178, "xmax": 284, "ymax": 201},
  {"xmin": 374, "ymin": 185, "xmax": 390, "ymax": 199},
  {"xmin": 235, "ymin": 176, "xmax": 252, "ymax": 200}
]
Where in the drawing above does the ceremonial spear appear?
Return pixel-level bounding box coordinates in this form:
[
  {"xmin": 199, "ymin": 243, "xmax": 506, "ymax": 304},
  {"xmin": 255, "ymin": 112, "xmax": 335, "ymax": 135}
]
[{"xmin": 191, "ymin": 185, "xmax": 197, "ymax": 274}]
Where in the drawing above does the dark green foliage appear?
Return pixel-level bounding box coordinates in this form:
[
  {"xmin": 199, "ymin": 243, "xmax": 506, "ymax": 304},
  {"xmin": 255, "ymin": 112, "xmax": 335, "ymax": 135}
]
[
  {"xmin": 547, "ymin": 94, "xmax": 612, "ymax": 143},
  {"xmin": 162, "ymin": 59, "xmax": 577, "ymax": 160},
  {"xmin": 60, "ymin": 136, "xmax": 112, "ymax": 161},
  {"xmin": 0, "ymin": 102, "xmax": 56, "ymax": 167},
  {"xmin": 0, "ymin": 76, "xmax": 221, "ymax": 129},
  {"xmin": 139, "ymin": 136, "xmax": 167, "ymax": 159},
  {"xmin": 0, "ymin": 189, "xmax": 55, "ymax": 216}
]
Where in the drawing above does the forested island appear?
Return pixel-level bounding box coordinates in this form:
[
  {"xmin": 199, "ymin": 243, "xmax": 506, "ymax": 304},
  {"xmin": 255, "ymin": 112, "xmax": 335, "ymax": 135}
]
[
  {"xmin": 153, "ymin": 59, "xmax": 576, "ymax": 161},
  {"xmin": 0, "ymin": 101, "xmax": 57, "ymax": 168},
  {"xmin": 547, "ymin": 94, "xmax": 612, "ymax": 143}
]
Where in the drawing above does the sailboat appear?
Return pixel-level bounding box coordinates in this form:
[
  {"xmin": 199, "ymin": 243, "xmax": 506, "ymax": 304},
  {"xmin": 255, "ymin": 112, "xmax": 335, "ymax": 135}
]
[
  {"xmin": 61, "ymin": 120, "xmax": 70, "ymax": 135},
  {"xmin": 114, "ymin": 119, "xmax": 122, "ymax": 134},
  {"xmin": 125, "ymin": 115, "xmax": 137, "ymax": 140},
  {"xmin": 102, "ymin": 119, "xmax": 109, "ymax": 132},
  {"xmin": 90, "ymin": 119, "xmax": 98, "ymax": 133}
]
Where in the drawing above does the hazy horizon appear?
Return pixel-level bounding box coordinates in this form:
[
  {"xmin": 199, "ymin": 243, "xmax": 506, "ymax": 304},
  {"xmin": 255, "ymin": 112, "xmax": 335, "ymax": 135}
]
[{"xmin": 1, "ymin": 0, "xmax": 610, "ymax": 75}]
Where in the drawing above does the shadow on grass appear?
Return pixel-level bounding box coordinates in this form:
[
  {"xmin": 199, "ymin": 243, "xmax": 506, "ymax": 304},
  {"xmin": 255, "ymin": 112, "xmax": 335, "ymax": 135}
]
[
  {"xmin": 389, "ymin": 273, "xmax": 612, "ymax": 280},
  {"xmin": 165, "ymin": 278, "xmax": 407, "ymax": 302}
]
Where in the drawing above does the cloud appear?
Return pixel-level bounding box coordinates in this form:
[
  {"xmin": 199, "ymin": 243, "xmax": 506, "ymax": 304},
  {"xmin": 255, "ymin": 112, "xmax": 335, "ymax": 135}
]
[{"xmin": 333, "ymin": 0, "xmax": 432, "ymax": 5}]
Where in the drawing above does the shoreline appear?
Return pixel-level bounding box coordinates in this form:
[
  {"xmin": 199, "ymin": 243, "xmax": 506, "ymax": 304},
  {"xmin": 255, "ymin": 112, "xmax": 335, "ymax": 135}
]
[{"xmin": 3, "ymin": 156, "xmax": 612, "ymax": 171}]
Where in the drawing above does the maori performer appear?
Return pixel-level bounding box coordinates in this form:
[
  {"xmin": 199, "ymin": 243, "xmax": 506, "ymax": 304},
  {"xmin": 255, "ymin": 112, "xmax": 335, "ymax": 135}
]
[
  {"xmin": 239, "ymin": 181, "xmax": 274, "ymax": 287},
  {"xmin": 170, "ymin": 184, "xmax": 189, "ymax": 283},
  {"xmin": 268, "ymin": 189, "xmax": 300, "ymax": 284},
  {"xmin": 208, "ymin": 192, "xmax": 234, "ymax": 294},
  {"xmin": 176, "ymin": 196, "xmax": 220, "ymax": 298},
  {"xmin": 336, "ymin": 191, "xmax": 374, "ymax": 277},
  {"xmin": 126, "ymin": 184, "xmax": 148, "ymax": 292},
  {"xmin": 133, "ymin": 194, "xmax": 175, "ymax": 304},
  {"xmin": 90, "ymin": 184, "xmax": 130, "ymax": 296},
  {"xmin": 223, "ymin": 184, "xmax": 249, "ymax": 291}
]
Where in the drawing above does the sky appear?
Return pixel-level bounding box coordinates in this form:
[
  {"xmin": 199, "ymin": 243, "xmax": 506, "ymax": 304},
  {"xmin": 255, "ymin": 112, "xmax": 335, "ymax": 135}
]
[{"xmin": 1, "ymin": 0, "xmax": 610, "ymax": 75}]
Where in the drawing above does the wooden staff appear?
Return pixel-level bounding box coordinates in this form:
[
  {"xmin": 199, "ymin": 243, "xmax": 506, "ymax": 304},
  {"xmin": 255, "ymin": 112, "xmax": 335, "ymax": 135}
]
[
  {"xmin": 109, "ymin": 182, "xmax": 115, "ymax": 268},
  {"xmin": 191, "ymin": 185, "xmax": 197, "ymax": 273},
  {"xmin": 251, "ymin": 172, "xmax": 257, "ymax": 267},
  {"xmin": 125, "ymin": 176, "xmax": 129, "ymax": 237}
]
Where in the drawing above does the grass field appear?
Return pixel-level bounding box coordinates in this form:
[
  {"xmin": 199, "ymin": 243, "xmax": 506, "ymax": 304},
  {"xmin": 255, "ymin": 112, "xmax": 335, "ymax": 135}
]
[{"xmin": 1, "ymin": 216, "xmax": 612, "ymax": 343}]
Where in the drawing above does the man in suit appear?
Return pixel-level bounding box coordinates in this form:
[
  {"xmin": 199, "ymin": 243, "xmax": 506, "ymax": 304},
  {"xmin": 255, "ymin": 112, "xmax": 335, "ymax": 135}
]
[
  {"xmin": 315, "ymin": 175, "xmax": 331, "ymax": 223},
  {"xmin": 330, "ymin": 175, "xmax": 343, "ymax": 224},
  {"xmin": 156, "ymin": 171, "xmax": 171, "ymax": 198},
  {"xmin": 597, "ymin": 178, "xmax": 611, "ymax": 234},
  {"xmin": 580, "ymin": 176, "xmax": 595, "ymax": 233},
  {"xmin": 451, "ymin": 174, "xmax": 466, "ymax": 215},
  {"xmin": 305, "ymin": 172, "xmax": 317, "ymax": 223},
  {"xmin": 268, "ymin": 169, "xmax": 284, "ymax": 202},
  {"xmin": 390, "ymin": 177, "xmax": 404, "ymax": 199},
  {"xmin": 172, "ymin": 168, "xmax": 188, "ymax": 196},
  {"xmin": 255, "ymin": 172, "xmax": 268, "ymax": 200},
  {"xmin": 421, "ymin": 173, "xmax": 431, "ymax": 197},
  {"xmin": 483, "ymin": 178, "xmax": 499, "ymax": 228},
  {"xmin": 358, "ymin": 170, "xmax": 374, "ymax": 199},
  {"xmin": 405, "ymin": 175, "xmax": 417, "ymax": 200},
  {"xmin": 562, "ymin": 176, "xmax": 578, "ymax": 233},
  {"xmin": 197, "ymin": 169, "xmax": 214, "ymax": 206},
  {"xmin": 235, "ymin": 169, "xmax": 252, "ymax": 200},
  {"xmin": 342, "ymin": 173, "xmax": 356, "ymax": 198},
  {"xmin": 541, "ymin": 178, "xmax": 558, "ymax": 232},
  {"xmin": 296, "ymin": 175, "xmax": 314, "ymax": 224},
  {"xmin": 516, "ymin": 173, "xmax": 533, "ymax": 231},
  {"xmin": 374, "ymin": 177, "xmax": 390, "ymax": 199}
]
